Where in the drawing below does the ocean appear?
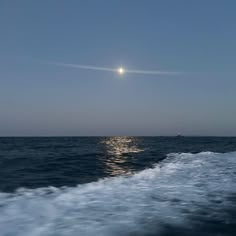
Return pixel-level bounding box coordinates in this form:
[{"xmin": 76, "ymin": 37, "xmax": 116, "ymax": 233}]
[{"xmin": 0, "ymin": 136, "xmax": 236, "ymax": 236}]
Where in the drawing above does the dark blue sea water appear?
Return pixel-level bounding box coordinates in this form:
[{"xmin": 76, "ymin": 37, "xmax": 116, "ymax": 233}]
[{"xmin": 0, "ymin": 137, "xmax": 236, "ymax": 235}]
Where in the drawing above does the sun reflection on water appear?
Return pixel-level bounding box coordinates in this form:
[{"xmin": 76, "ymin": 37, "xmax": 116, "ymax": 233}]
[{"xmin": 101, "ymin": 137, "xmax": 144, "ymax": 176}]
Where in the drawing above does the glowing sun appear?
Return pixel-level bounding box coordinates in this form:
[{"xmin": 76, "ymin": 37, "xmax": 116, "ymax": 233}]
[{"xmin": 118, "ymin": 67, "xmax": 125, "ymax": 75}]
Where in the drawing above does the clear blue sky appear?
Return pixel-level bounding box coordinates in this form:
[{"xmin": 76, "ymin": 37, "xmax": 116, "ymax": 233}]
[{"xmin": 0, "ymin": 0, "xmax": 236, "ymax": 136}]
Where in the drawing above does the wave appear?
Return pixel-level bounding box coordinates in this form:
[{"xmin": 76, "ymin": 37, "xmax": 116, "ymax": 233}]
[{"xmin": 0, "ymin": 151, "xmax": 236, "ymax": 236}]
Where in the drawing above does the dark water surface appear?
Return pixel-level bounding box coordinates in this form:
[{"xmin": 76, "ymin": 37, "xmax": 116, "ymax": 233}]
[{"xmin": 0, "ymin": 137, "xmax": 236, "ymax": 235}]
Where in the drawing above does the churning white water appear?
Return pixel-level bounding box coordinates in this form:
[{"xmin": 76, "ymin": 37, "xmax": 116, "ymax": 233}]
[{"xmin": 0, "ymin": 152, "xmax": 236, "ymax": 236}]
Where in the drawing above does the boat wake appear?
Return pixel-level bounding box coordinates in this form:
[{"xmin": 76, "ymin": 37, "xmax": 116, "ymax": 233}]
[{"xmin": 0, "ymin": 152, "xmax": 236, "ymax": 236}]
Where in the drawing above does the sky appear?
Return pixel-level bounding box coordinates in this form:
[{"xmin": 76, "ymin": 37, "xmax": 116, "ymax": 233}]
[{"xmin": 0, "ymin": 0, "xmax": 236, "ymax": 136}]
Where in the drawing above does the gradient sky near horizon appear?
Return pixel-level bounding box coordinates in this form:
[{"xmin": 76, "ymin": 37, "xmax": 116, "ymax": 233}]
[{"xmin": 1, "ymin": 0, "xmax": 236, "ymax": 136}]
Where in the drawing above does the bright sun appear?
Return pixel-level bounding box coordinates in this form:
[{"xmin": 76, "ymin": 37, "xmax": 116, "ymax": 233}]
[{"xmin": 118, "ymin": 67, "xmax": 125, "ymax": 75}]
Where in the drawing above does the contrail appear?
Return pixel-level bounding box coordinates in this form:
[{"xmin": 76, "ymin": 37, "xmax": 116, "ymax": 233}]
[{"xmin": 48, "ymin": 62, "xmax": 179, "ymax": 75}]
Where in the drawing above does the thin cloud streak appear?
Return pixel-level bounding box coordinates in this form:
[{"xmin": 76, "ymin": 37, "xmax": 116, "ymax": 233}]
[
  {"xmin": 48, "ymin": 62, "xmax": 116, "ymax": 72},
  {"xmin": 126, "ymin": 69, "xmax": 179, "ymax": 75},
  {"xmin": 49, "ymin": 62, "xmax": 180, "ymax": 75}
]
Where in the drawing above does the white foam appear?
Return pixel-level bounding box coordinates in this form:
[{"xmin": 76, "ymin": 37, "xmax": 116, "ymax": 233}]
[{"xmin": 0, "ymin": 152, "xmax": 236, "ymax": 236}]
